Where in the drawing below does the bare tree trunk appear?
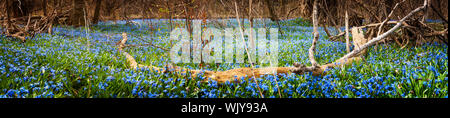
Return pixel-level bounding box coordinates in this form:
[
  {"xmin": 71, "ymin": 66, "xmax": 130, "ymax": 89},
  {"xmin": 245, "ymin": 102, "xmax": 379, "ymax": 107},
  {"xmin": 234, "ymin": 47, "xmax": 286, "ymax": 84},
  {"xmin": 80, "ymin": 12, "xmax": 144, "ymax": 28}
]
[
  {"xmin": 345, "ymin": 10, "xmax": 350, "ymax": 53},
  {"xmin": 166, "ymin": 0, "xmax": 173, "ymax": 32},
  {"xmin": 292, "ymin": 0, "xmax": 429, "ymax": 76},
  {"xmin": 265, "ymin": 0, "xmax": 282, "ymax": 35},
  {"xmin": 5, "ymin": 0, "xmax": 11, "ymax": 35},
  {"xmin": 183, "ymin": 0, "xmax": 192, "ymax": 36},
  {"xmin": 116, "ymin": 0, "xmax": 429, "ymax": 85},
  {"xmin": 71, "ymin": 0, "xmax": 85, "ymax": 26},
  {"xmin": 308, "ymin": 0, "xmax": 320, "ymax": 67},
  {"xmin": 249, "ymin": 0, "xmax": 253, "ymax": 28},
  {"xmin": 92, "ymin": 0, "xmax": 102, "ymax": 24},
  {"xmin": 281, "ymin": 0, "xmax": 286, "ymax": 17},
  {"xmin": 43, "ymin": 0, "xmax": 47, "ymax": 16}
]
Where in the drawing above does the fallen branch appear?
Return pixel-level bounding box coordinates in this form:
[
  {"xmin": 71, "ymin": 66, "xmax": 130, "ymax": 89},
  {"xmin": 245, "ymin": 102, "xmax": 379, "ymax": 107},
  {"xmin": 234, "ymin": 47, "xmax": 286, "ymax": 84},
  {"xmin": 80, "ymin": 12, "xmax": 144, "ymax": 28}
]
[{"xmin": 377, "ymin": 0, "xmax": 405, "ymax": 37}]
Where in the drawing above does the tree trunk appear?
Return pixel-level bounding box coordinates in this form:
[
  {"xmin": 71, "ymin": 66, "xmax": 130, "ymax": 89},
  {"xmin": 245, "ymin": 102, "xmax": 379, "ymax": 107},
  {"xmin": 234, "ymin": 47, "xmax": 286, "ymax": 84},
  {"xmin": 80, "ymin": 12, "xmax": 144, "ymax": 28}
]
[
  {"xmin": 92, "ymin": 0, "xmax": 102, "ymax": 24},
  {"xmin": 6, "ymin": 0, "xmax": 11, "ymax": 35},
  {"xmin": 167, "ymin": 0, "xmax": 173, "ymax": 32},
  {"xmin": 71, "ymin": 0, "xmax": 85, "ymax": 26},
  {"xmin": 43, "ymin": 0, "xmax": 47, "ymax": 16}
]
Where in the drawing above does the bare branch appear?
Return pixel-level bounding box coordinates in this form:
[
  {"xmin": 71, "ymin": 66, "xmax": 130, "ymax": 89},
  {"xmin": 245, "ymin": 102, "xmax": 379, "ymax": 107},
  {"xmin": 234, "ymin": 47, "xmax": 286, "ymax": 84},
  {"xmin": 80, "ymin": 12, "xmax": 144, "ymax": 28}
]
[{"xmin": 336, "ymin": 0, "xmax": 428, "ymax": 62}]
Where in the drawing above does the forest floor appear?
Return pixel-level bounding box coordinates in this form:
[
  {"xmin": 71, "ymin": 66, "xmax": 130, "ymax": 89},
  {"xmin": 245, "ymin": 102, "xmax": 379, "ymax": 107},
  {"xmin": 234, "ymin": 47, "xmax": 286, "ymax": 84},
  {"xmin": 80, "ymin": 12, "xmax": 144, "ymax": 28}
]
[{"xmin": 0, "ymin": 19, "xmax": 447, "ymax": 98}]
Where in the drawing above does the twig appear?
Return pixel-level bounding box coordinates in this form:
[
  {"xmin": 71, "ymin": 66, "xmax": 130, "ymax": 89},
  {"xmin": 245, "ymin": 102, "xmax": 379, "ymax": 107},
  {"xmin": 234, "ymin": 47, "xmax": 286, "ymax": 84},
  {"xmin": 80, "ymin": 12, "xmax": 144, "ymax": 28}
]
[{"xmin": 329, "ymin": 32, "xmax": 345, "ymax": 41}]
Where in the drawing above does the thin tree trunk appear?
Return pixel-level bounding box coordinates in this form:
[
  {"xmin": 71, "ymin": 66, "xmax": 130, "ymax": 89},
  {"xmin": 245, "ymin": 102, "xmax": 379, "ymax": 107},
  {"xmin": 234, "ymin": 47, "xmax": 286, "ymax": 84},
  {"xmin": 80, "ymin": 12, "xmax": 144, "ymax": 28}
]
[
  {"xmin": 6, "ymin": 0, "xmax": 11, "ymax": 35},
  {"xmin": 345, "ymin": 10, "xmax": 350, "ymax": 53},
  {"xmin": 265, "ymin": 0, "xmax": 283, "ymax": 35},
  {"xmin": 166, "ymin": 0, "xmax": 173, "ymax": 32},
  {"xmin": 309, "ymin": 0, "xmax": 320, "ymax": 67},
  {"xmin": 43, "ymin": 0, "xmax": 47, "ymax": 16}
]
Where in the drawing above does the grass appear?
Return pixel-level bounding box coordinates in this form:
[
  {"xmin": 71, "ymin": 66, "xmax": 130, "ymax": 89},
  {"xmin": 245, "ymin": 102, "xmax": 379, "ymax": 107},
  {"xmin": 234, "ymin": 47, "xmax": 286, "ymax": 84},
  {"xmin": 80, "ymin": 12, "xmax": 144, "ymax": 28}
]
[{"xmin": 0, "ymin": 19, "xmax": 447, "ymax": 98}]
